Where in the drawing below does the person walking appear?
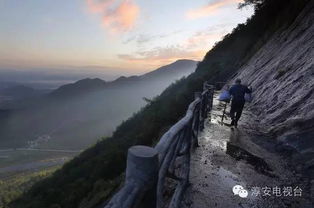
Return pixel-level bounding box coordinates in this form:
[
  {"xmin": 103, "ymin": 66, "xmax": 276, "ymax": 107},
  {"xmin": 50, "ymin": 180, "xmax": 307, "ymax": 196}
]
[{"xmin": 229, "ymin": 78, "xmax": 252, "ymax": 127}]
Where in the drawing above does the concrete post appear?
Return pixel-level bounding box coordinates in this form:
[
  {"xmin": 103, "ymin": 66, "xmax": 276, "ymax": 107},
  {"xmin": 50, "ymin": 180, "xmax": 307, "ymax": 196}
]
[
  {"xmin": 203, "ymin": 82, "xmax": 210, "ymax": 91},
  {"xmin": 208, "ymin": 85, "xmax": 214, "ymax": 110},
  {"xmin": 126, "ymin": 145, "xmax": 159, "ymax": 208},
  {"xmin": 194, "ymin": 92, "xmax": 201, "ymax": 100}
]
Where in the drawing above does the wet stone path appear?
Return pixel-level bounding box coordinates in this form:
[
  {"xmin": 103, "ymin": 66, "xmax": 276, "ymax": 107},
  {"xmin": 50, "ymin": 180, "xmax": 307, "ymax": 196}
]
[{"xmin": 182, "ymin": 92, "xmax": 312, "ymax": 208}]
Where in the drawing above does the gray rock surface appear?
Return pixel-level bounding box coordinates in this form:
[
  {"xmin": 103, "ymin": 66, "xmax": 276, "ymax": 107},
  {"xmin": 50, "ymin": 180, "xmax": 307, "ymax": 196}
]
[
  {"xmin": 229, "ymin": 2, "xmax": 314, "ymax": 195},
  {"xmin": 232, "ymin": 1, "xmax": 314, "ymax": 137}
]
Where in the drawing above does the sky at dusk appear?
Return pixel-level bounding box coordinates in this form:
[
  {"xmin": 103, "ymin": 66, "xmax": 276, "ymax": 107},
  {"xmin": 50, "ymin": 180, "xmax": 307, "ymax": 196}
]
[{"xmin": 0, "ymin": 0, "xmax": 254, "ymax": 75}]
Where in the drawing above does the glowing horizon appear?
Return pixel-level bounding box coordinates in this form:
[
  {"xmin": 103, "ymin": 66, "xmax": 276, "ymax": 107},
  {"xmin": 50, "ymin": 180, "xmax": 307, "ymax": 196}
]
[{"xmin": 0, "ymin": 0, "xmax": 254, "ymax": 74}]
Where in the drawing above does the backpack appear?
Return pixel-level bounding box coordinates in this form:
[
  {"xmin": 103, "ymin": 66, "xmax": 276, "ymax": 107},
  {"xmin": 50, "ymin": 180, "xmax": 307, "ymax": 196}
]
[
  {"xmin": 218, "ymin": 90, "xmax": 231, "ymax": 102},
  {"xmin": 244, "ymin": 93, "xmax": 253, "ymax": 103}
]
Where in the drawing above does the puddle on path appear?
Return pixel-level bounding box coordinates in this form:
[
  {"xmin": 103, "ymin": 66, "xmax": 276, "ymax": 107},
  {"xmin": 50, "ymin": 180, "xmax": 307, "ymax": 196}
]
[{"xmin": 226, "ymin": 142, "xmax": 277, "ymax": 178}]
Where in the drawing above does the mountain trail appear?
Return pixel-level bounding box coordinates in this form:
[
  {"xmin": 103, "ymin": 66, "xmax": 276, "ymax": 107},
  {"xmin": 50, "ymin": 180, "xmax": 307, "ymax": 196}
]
[{"xmin": 182, "ymin": 92, "xmax": 313, "ymax": 208}]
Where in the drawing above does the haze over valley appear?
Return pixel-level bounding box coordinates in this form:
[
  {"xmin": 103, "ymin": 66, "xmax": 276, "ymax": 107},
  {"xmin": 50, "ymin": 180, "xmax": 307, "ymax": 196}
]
[{"xmin": 0, "ymin": 59, "xmax": 197, "ymax": 150}]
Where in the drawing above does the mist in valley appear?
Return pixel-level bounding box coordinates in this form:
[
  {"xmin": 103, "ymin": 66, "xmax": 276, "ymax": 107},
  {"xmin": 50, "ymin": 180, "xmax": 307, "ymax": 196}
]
[{"xmin": 0, "ymin": 60, "xmax": 197, "ymax": 150}]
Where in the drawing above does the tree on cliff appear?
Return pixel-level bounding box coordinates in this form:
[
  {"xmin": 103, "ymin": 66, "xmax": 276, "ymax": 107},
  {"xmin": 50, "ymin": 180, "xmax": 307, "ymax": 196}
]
[{"xmin": 239, "ymin": 0, "xmax": 264, "ymax": 9}]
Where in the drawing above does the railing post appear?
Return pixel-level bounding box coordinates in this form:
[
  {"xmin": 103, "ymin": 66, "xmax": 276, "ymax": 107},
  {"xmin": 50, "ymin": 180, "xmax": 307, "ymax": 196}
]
[
  {"xmin": 126, "ymin": 145, "xmax": 159, "ymax": 208},
  {"xmin": 194, "ymin": 92, "xmax": 201, "ymax": 100},
  {"xmin": 208, "ymin": 85, "xmax": 214, "ymax": 110},
  {"xmin": 203, "ymin": 83, "xmax": 210, "ymax": 116},
  {"xmin": 186, "ymin": 120, "xmax": 193, "ymax": 183},
  {"xmin": 192, "ymin": 114, "xmax": 199, "ymax": 149},
  {"xmin": 192, "ymin": 92, "xmax": 201, "ymax": 148},
  {"xmin": 203, "ymin": 82, "xmax": 211, "ymax": 91},
  {"xmin": 203, "ymin": 82, "xmax": 208, "ymax": 91},
  {"xmin": 194, "ymin": 91, "xmax": 203, "ymax": 127}
]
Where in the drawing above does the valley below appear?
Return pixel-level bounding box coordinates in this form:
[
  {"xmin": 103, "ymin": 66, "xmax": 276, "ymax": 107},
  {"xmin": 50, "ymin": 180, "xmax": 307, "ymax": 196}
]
[{"xmin": 0, "ymin": 60, "xmax": 197, "ymax": 203}]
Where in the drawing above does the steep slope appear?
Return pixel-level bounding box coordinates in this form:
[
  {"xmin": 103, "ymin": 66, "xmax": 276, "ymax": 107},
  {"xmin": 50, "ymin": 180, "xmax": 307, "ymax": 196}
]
[
  {"xmin": 230, "ymin": 2, "xmax": 314, "ymax": 136},
  {"xmin": 232, "ymin": 1, "xmax": 314, "ymax": 180},
  {"xmin": 11, "ymin": 0, "xmax": 311, "ymax": 208}
]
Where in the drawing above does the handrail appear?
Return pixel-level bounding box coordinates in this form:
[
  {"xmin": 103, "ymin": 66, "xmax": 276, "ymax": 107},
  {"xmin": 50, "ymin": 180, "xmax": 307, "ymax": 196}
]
[
  {"xmin": 104, "ymin": 82, "xmax": 215, "ymax": 208},
  {"xmin": 155, "ymin": 97, "xmax": 200, "ymax": 165}
]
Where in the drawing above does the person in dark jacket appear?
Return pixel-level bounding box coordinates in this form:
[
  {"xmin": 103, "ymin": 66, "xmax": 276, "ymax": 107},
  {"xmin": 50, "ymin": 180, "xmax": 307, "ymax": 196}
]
[{"xmin": 229, "ymin": 78, "xmax": 252, "ymax": 127}]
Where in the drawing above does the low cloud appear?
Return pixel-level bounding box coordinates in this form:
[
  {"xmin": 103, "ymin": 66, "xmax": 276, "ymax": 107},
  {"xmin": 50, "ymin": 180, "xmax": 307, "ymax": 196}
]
[
  {"xmin": 86, "ymin": 0, "xmax": 140, "ymax": 33},
  {"xmin": 184, "ymin": 24, "xmax": 231, "ymax": 49},
  {"xmin": 123, "ymin": 34, "xmax": 155, "ymax": 45},
  {"xmin": 123, "ymin": 31, "xmax": 182, "ymax": 46},
  {"xmin": 185, "ymin": 31, "xmax": 223, "ymax": 49},
  {"xmin": 118, "ymin": 26, "xmax": 232, "ymax": 68},
  {"xmin": 186, "ymin": 0, "xmax": 242, "ymax": 19}
]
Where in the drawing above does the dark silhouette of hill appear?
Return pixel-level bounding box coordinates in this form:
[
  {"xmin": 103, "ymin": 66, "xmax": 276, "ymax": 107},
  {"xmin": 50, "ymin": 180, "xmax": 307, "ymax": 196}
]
[
  {"xmin": 50, "ymin": 78, "xmax": 106, "ymax": 98},
  {"xmin": 10, "ymin": 0, "xmax": 312, "ymax": 207},
  {"xmin": 0, "ymin": 85, "xmax": 49, "ymax": 100},
  {"xmin": 0, "ymin": 85, "xmax": 50, "ymax": 108}
]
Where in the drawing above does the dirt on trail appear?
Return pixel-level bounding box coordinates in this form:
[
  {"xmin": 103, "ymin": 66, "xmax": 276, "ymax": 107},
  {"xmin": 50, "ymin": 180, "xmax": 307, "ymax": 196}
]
[{"xmin": 181, "ymin": 92, "xmax": 313, "ymax": 208}]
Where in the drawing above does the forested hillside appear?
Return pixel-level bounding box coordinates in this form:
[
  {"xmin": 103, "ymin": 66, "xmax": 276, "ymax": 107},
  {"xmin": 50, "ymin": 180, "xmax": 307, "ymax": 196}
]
[{"xmin": 11, "ymin": 0, "xmax": 311, "ymax": 207}]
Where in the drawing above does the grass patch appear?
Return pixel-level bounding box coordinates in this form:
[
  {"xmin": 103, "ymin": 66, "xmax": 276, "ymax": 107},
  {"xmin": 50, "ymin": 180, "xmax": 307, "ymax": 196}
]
[{"xmin": 0, "ymin": 167, "xmax": 58, "ymax": 208}]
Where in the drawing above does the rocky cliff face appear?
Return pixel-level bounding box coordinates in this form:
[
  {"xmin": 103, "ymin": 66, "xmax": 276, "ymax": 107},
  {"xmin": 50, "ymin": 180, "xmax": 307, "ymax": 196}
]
[
  {"xmin": 232, "ymin": 1, "xmax": 314, "ymax": 137},
  {"xmin": 228, "ymin": 2, "xmax": 314, "ymax": 177}
]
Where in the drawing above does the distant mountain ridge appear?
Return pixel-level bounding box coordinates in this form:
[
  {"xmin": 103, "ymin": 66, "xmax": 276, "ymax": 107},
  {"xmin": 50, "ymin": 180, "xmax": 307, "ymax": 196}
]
[
  {"xmin": 142, "ymin": 59, "xmax": 197, "ymax": 79},
  {"xmin": 50, "ymin": 78, "xmax": 106, "ymax": 97},
  {"xmin": 49, "ymin": 59, "xmax": 197, "ymax": 98}
]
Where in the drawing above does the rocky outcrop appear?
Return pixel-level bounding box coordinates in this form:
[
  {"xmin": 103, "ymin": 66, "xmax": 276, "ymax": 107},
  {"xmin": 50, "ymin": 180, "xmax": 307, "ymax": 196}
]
[{"xmin": 228, "ymin": 2, "xmax": 314, "ymax": 185}]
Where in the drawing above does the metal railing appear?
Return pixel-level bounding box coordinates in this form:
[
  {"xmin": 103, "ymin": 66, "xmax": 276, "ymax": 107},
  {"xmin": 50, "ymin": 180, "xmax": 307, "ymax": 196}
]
[{"xmin": 104, "ymin": 82, "xmax": 215, "ymax": 208}]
